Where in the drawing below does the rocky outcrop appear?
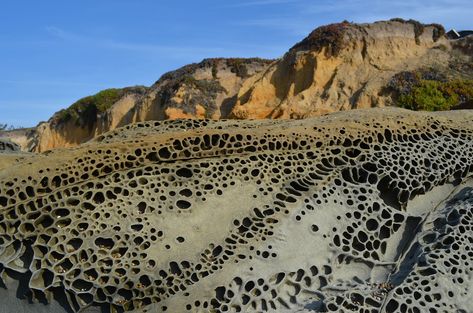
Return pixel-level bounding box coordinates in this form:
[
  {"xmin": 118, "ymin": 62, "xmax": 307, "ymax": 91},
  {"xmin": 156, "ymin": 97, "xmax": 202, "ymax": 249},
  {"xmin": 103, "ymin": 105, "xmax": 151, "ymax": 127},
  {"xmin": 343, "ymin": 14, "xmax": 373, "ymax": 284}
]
[
  {"xmin": 1, "ymin": 108, "xmax": 473, "ymax": 313},
  {"xmin": 129, "ymin": 58, "xmax": 274, "ymax": 121},
  {"xmin": 28, "ymin": 86, "xmax": 148, "ymax": 152},
  {"xmin": 0, "ymin": 128, "xmax": 34, "ymax": 151},
  {"xmin": 230, "ymin": 20, "xmax": 451, "ymax": 118},
  {"xmin": 19, "ymin": 19, "xmax": 473, "ymax": 152},
  {"xmin": 28, "ymin": 58, "xmax": 272, "ymax": 152},
  {"xmin": 0, "ymin": 138, "xmax": 20, "ymax": 153},
  {"xmin": 0, "ymin": 137, "xmax": 32, "ymax": 172}
]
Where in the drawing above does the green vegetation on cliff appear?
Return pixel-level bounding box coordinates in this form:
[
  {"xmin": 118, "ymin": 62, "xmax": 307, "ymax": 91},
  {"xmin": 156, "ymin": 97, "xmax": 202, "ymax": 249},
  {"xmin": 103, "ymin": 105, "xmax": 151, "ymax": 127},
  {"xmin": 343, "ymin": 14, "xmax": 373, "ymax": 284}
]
[
  {"xmin": 399, "ymin": 80, "xmax": 459, "ymax": 111},
  {"xmin": 51, "ymin": 87, "xmax": 147, "ymax": 127},
  {"xmin": 290, "ymin": 21, "xmax": 351, "ymax": 57},
  {"xmin": 54, "ymin": 89, "xmax": 124, "ymax": 127},
  {"xmin": 388, "ymin": 69, "xmax": 473, "ymax": 111}
]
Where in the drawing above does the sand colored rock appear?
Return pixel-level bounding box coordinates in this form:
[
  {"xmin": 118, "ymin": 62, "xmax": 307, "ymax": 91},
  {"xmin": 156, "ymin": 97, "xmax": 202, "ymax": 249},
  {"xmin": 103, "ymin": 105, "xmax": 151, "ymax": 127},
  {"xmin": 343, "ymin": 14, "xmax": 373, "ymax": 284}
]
[
  {"xmin": 230, "ymin": 20, "xmax": 451, "ymax": 119},
  {"xmin": 28, "ymin": 87, "xmax": 148, "ymax": 152},
  {"xmin": 0, "ymin": 139, "xmax": 31, "ymax": 171},
  {"xmin": 28, "ymin": 58, "xmax": 272, "ymax": 152},
  {"xmin": 0, "ymin": 128, "xmax": 34, "ymax": 151},
  {"xmin": 18, "ymin": 20, "xmax": 473, "ymax": 153},
  {"xmin": 0, "ymin": 108, "xmax": 473, "ymax": 312}
]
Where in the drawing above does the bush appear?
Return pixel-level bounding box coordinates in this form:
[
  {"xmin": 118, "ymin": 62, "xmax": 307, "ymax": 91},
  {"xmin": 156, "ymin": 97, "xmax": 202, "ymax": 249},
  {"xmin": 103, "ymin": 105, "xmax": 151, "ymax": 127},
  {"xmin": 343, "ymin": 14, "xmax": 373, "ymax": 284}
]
[
  {"xmin": 52, "ymin": 88, "xmax": 125, "ymax": 127},
  {"xmin": 157, "ymin": 58, "xmax": 273, "ymax": 84},
  {"xmin": 388, "ymin": 68, "xmax": 446, "ymax": 93},
  {"xmin": 181, "ymin": 75, "xmax": 226, "ymax": 94},
  {"xmin": 227, "ymin": 59, "xmax": 249, "ymax": 78},
  {"xmin": 290, "ymin": 21, "xmax": 352, "ymax": 57},
  {"xmin": 158, "ymin": 75, "xmax": 226, "ymax": 117},
  {"xmin": 387, "ymin": 71, "xmax": 421, "ymax": 95},
  {"xmin": 211, "ymin": 62, "xmax": 218, "ymax": 79},
  {"xmin": 398, "ymin": 80, "xmax": 458, "ymax": 111},
  {"xmin": 440, "ymin": 79, "xmax": 473, "ymax": 103},
  {"xmin": 430, "ymin": 23, "xmax": 446, "ymax": 42},
  {"xmin": 388, "ymin": 68, "xmax": 473, "ymax": 111},
  {"xmin": 452, "ymin": 36, "xmax": 473, "ymax": 56}
]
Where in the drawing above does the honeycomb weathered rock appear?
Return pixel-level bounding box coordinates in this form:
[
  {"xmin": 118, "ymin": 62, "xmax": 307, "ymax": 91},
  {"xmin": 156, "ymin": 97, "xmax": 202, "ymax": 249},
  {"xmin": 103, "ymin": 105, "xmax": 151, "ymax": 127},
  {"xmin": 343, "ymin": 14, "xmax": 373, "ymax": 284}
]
[
  {"xmin": 0, "ymin": 138, "xmax": 20, "ymax": 153},
  {"xmin": 0, "ymin": 108, "xmax": 473, "ymax": 312}
]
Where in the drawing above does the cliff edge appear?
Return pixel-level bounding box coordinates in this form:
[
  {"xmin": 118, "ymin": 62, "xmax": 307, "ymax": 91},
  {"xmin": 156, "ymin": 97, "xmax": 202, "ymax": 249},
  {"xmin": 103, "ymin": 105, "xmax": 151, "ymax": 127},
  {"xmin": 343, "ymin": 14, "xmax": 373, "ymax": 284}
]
[{"xmin": 20, "ymin": 19, "xmax": 473, "ymax": 152}]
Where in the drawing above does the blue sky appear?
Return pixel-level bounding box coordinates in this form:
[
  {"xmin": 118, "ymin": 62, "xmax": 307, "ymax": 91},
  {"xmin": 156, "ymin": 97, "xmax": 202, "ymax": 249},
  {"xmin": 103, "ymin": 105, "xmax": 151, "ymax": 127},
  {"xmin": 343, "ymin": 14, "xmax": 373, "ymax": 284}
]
[{"xmin": 1, "ymin": 0, "xmax": 471, "ymax": 127}]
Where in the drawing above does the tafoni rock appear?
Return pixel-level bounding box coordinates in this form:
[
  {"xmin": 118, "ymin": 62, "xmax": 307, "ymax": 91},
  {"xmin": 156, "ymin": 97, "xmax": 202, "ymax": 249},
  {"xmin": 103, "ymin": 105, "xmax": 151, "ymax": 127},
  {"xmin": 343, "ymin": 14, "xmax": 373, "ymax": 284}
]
[
  {"xmin": 0, "ymin": 138, "xmax": 20, "ymax": 153},
  {"xmin": 1, "ymin": 108, "xmax": 473, "ymax": 313}
]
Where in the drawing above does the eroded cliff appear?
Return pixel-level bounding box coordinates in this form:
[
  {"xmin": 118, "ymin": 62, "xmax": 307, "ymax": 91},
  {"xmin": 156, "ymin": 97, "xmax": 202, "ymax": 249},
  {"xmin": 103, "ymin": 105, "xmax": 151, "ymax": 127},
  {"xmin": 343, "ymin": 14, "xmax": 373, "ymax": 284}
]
[
  {"xmin": 28, "ymin": 58, "xmax": 272, "ymax": 152},
  {"xmin": 229, "ymin": 20, "xmax": 451, "ymax": 118},
  {"xmin": 20, "ymin": 19, "xmax": 473, "ymax": 152}
]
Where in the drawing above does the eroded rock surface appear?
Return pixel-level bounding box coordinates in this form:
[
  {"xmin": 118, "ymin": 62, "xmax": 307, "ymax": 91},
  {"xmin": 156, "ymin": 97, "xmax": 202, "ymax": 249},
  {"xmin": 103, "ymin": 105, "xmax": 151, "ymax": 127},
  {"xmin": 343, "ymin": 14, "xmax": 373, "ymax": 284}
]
[
  {"xmin": 21, "ymin": 20, "xmax": 473, "ymax": 152},
  {"xmin": 28, "ymin": 58, "xmax": 273, "ymax": 152},
  {"xmin": 1, "ymin": 108, "xmax": 473, "ymax": 313},
  {"xmin": 230, "ymin": 20, "xmax": 451, "ymax": 119},
  {"xmin": 0, "ymin": 138, "xmax": 20, "ymax": 153}
]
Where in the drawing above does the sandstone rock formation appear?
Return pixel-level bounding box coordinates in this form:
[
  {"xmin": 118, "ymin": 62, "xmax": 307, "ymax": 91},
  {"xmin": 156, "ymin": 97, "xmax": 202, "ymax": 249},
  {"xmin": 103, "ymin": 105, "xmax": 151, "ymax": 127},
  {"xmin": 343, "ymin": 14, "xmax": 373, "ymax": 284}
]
[
  {"xmin": 229, "ymin": 20, "xmax": 451, "ymax": 118},
  {"xmin": 19, "ymin": 20, "xmax": 473, "ymax": 152},
  {"xmin": 1, "ymin": 108, "xmax": 473, "ymax": 312},
  {"xmin": 0, "ymin": 138, "xmax": 32, "ymax": 172},
  {"xmin": 0, "ymin": 127, "xmax": 34, "ymax": 151},
  {"xmin": 28, "ymin": 58, "xmax": 272, "ymax": 152}
]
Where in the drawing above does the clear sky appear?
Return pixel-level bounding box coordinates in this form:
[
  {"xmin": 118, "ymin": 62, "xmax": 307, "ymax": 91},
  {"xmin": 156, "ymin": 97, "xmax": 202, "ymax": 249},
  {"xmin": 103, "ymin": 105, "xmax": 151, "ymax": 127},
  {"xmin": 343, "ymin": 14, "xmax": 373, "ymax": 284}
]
[{"xmin": 1, "ymin": 0, "xmax": 471, "ymax": 127}]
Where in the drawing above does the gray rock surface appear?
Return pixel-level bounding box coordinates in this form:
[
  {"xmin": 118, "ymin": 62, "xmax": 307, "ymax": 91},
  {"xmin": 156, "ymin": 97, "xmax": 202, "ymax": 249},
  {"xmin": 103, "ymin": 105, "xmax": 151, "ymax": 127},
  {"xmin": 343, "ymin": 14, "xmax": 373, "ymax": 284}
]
[
  {"xmin": 0, "ymin": 108, "xmax": 472, "ymax": 312},
  {"xmin": 0, "ymin": 138, "xmax": 20, "ymax": 153}
]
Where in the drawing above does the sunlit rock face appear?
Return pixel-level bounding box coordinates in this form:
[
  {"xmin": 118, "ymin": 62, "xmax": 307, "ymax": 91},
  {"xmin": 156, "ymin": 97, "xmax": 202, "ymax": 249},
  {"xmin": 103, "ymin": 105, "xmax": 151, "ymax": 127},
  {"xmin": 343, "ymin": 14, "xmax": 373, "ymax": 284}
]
[
  {"xmin": 27, "ymin": 58, "xmax": 273, "ymax": 153},
  {"xmin": 0, "ymin": 108, "xmax": 473, "ymax": 313},
  {"xmin": 24, "ymin": 20, "xmax": 473, "ymax": 153}
]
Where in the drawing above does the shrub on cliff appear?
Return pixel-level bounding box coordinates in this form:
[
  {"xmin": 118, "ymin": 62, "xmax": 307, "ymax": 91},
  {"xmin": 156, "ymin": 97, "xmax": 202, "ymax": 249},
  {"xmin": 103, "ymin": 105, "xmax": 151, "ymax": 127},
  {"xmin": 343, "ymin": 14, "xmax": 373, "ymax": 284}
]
[
  {"xmin": 290, "ymin": 21, "xmax": 352, "ymax": 57},
  {"xmin": 440, "ymin": 79, "xmax": 473, "ymax": 103},
  {"xmin": 53, "ymin": 88, "xmax": 125, "ymax": 127},
  {"xmin": 388, "ymin": 70, "xmax": 473, "ymax": 111},
  {"xmin": 398, "ymin": 80, "xmax": 458, "ymax": 111},
  {"xmin": 227, "ymin": 59, "xmax": 249, "ymax": 78},
  {"xmin": 157, "ymin": 75, "xmax": 226, "ymax": 117}
]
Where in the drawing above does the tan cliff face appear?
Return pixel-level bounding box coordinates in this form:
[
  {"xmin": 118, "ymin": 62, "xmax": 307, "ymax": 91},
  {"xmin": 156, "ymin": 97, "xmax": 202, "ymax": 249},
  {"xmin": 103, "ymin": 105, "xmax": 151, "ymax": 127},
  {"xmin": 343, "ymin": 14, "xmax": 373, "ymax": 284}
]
[
  {"xmin": 230, "ymin": 20, "xmax": 452, "ymax": 119},
  {"xmin": 27, "ymin": 58, "xmax": 272, "ymax": 152},
  {"xmin": 127, "ymin": 58, "xmax": 273, "ymax": 122},
  {"xmin": 28, "ymin": 89, "xmax": 147, "ymax": 152},
  {"xmin": 16, "ymin": 20, "xmax": 473, "ymax": 152}
]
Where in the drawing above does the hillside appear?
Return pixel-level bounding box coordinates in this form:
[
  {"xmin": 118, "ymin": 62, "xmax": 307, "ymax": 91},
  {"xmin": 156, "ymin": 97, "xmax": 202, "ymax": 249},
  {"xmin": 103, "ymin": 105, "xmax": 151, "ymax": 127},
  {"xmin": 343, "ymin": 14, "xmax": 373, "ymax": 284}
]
[
  {"xmin": 231, "ymin": 20, "xmax": 456, "ymax": 118},
  {"xmin": 26, "ymin": 58, "xmax": 272, "ymax": 152},
  {"xmin": 13, "ymin": 19, "xmax": 473, "ymax": 152}
]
